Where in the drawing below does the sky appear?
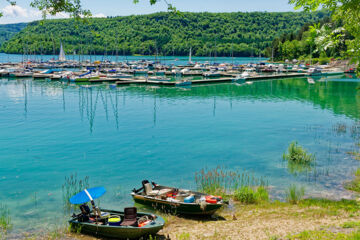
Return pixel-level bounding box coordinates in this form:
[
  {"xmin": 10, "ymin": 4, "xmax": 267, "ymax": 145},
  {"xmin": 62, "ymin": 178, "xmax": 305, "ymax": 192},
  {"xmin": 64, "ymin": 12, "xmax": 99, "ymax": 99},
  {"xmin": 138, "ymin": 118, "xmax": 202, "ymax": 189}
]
[{"xmin": 0, "ymin": 0, "xmax": 298, "ymax": 24}]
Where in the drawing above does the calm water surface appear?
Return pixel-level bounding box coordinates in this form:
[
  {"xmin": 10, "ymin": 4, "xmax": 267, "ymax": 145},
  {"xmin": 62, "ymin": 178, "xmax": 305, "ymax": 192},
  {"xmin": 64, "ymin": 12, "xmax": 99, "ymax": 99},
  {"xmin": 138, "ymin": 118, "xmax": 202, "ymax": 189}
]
[{"xmin": 1, "ymin": 74, "xmax": 360, "ymax": 233}]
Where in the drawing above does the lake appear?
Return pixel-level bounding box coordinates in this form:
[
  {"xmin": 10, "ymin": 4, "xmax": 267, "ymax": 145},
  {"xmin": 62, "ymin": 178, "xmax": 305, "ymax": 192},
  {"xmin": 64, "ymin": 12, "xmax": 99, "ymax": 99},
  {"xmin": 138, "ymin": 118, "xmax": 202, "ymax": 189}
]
[{"xmin": 0, "ymin": 67, "xmax": 360, "ymax": 234}]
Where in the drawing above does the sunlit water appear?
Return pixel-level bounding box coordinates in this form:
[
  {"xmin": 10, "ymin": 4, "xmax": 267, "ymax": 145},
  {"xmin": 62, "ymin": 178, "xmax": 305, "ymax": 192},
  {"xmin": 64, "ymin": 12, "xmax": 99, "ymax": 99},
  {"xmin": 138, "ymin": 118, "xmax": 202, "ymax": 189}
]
[{"xmin": 1, "ymin": 72, "xmax": 360, "ymax": 234}]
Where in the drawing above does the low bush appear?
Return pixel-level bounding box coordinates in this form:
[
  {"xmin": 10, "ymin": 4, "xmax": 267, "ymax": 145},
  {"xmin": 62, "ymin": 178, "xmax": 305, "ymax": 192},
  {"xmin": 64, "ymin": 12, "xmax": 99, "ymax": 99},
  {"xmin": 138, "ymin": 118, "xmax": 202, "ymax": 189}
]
[{"xmin": 234, "ymin": 185, "xmax": 269, "ymax": 204}]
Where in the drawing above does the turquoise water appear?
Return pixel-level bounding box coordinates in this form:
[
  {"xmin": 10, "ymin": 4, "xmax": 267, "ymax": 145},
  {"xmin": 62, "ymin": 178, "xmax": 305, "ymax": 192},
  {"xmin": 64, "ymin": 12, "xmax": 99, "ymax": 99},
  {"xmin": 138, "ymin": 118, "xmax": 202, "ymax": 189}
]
[{"xmin": 1, "ymin": 74, "xmax": 360, "ymax": 233}]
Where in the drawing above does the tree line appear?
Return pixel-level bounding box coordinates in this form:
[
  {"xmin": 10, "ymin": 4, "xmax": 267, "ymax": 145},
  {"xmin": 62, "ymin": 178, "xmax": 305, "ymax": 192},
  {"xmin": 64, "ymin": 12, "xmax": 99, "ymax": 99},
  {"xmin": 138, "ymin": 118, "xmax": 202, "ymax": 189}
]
[{"xmin": 0, "ymin": 11, "xmax": 328, "ymax": 57}]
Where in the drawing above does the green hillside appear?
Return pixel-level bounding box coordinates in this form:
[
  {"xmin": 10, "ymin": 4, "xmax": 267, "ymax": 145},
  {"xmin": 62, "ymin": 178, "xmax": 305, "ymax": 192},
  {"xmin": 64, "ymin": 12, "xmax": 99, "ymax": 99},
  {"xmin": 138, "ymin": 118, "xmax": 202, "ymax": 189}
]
[
  {"xmin": 1, "ymin": 11, "xmax": 328, "ymax": 57},
  {"xmin": 0, "ymin": 23, "xmax": 27, "ymax": 47}
]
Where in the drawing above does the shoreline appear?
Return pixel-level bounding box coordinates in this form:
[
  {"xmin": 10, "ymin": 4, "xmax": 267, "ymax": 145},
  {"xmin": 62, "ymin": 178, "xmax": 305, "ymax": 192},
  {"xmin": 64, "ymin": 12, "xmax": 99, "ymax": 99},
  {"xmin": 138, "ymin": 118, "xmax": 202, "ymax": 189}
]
[{"xmin": 5, "ymin": 198, "xmax": 360, "ymax": 240}]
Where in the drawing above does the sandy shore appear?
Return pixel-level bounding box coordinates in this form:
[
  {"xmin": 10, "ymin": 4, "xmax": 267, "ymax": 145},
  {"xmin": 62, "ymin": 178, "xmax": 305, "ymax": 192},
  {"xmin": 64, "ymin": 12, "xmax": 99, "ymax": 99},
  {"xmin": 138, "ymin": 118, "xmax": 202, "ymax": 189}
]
[{"xmin": 8, "ymin": 200, "xmax": 360, "ymax": 240}]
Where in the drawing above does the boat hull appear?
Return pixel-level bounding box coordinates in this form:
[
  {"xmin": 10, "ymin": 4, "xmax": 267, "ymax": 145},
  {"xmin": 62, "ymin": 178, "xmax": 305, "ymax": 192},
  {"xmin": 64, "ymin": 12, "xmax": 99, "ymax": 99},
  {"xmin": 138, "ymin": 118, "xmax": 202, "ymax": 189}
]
[
  {"xmin": 69, "ymin": 210, "xmax": 164, "ymax": 239},
  {"xmin": 132, "ymin": 194, "xmax": 223, "ymax": 216}
]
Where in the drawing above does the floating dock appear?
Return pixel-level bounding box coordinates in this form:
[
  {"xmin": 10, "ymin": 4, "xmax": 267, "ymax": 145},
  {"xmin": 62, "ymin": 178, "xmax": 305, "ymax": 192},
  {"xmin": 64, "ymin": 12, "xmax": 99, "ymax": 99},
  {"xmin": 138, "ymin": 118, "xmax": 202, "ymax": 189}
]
[
  {"xmin": 110, "ymin": 74, "xmax": 308, "ymax": 86},
  {"xmin": 244, "ymin": 73, "xmax": 307, "ymax": 81}
]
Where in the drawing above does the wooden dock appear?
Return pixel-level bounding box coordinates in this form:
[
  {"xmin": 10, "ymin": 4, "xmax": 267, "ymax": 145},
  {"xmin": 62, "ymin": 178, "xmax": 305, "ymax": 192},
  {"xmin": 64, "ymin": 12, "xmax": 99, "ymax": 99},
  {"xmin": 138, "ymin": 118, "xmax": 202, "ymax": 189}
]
[
  {"xmin": 244, "ymin": 73, "xmax": 306, "ymax": 81},
  {"xmin": 108, "ymin": 73, "xmax": 308, "ymax": 87}
]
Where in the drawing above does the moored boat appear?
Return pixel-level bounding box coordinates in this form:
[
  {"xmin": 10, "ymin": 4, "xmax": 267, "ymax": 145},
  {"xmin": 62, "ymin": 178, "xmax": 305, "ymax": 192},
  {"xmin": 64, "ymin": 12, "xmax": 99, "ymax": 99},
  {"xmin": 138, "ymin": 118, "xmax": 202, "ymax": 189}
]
[
  {"xmin": 306, "ymin": 67, "xmax": 322, "ymax": 76},
  {"xmin": 203, "ymin": 71, "xmax": 222, "ymax": 78},
  {"xmin": 131, "ymin": 180, "xmax": 225, "ymax": 216}
]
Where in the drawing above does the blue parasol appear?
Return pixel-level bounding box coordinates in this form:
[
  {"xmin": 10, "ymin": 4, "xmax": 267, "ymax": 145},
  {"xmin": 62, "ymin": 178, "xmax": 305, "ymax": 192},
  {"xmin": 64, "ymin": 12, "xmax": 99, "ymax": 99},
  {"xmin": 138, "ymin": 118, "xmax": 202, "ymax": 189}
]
[{"xmin": 69, "ymin": 187, "xmax": 106, "ymax": 205}]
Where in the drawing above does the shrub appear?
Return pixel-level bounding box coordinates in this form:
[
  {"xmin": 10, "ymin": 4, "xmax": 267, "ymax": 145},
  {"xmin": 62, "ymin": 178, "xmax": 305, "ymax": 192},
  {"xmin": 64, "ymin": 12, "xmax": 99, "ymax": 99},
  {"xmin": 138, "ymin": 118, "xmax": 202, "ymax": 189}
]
[
  {"xmin": 319, "ymin": 57, "xmax": 330, "ymax": 65},
  {"xmin": 234, "ymin": 186, "xmax": 256, "ymax": 204},
  {"xmin": 283, "ymin": 142, "xmax": 315, "ymax": 165},
  {"xmin": 286, "ymin": 184, "xmax": 305, "ymax": 204},
  {"xmin": 283, "ymin": 142, "xmax": 315, "ymax": 175},
  {"xmin": 234, "ymin": 186, "xmax": 269, "ymax": 204}
]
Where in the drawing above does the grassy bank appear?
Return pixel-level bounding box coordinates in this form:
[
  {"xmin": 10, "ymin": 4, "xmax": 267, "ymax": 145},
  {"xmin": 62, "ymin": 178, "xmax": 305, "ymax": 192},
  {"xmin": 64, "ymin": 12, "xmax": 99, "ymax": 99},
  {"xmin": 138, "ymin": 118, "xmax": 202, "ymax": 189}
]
[{"xmin": 15, "ymin": 198, "xmax": 360, "ymax": 240}]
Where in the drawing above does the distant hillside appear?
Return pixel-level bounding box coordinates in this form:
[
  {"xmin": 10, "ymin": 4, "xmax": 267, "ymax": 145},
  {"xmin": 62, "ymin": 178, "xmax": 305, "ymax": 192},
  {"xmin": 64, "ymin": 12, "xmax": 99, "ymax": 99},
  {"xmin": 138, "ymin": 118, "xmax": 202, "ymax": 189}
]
[
  {"xmin": 1, "ymin": 11, "xmax": 329, "ymax": 57},
  {"xmin": 0, "ymin": 23, "xmax": 27, "ymax": 47}
]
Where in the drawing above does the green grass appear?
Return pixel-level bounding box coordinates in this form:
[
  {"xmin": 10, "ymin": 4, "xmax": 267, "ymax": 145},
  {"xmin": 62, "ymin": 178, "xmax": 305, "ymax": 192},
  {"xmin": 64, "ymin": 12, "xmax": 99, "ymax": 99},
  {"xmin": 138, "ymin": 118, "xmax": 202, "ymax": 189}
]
[
  {"xmin": 176, "ymin": 232, "xmax": 191, "ymax": 240},
  {"xmin": 343, "ymin": 221, "xmax": 360, "ymax": 229},
  {"xmin": 299, "ymin": 198, "xmax": 360, "ymax": 213},
  {"xmin": 0, "ymin": 204, "xmax": 11, "ymax": 233},
  {"xmin": 286, "ymin": 184, "xmax": 305, "ymax": 204},
  {"xmin": 234, "ymin": 186, "xmax": 269, "ymax": 204},
  {"xmin": 288, "ymin": 230, "xmax": 360, "ymax": 240}
]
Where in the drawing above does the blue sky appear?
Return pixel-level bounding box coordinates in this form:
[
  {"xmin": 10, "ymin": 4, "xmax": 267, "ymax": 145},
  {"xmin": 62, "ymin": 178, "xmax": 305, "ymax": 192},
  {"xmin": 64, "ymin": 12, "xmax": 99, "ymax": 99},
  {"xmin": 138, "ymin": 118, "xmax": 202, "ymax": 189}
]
[{"xmin": 0, "ymin": 0, "xmax": 297, "ymax": 24}]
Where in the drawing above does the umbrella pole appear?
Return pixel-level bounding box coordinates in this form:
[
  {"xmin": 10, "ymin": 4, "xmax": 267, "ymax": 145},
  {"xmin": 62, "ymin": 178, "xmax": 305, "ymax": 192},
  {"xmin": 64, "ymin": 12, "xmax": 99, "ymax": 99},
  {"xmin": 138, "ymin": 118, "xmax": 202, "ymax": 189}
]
[{"xmin": 90, "ymin": 200, "xmax": 99, "ymax": 223}]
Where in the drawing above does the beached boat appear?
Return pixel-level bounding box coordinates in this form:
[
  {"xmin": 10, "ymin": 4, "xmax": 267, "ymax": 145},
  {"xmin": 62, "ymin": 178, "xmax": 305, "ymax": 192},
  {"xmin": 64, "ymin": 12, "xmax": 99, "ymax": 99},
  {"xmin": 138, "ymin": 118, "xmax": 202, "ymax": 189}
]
[
  {"xmin": 69, "ymin": 209, "xmax": 164, "ymax": 239},
  {"xmin": 69, "ymin": 187, "xmax": 164, "ymax": 239},
  {"xmin": 131, "ymin": 180, "xmax": 225, "ymax": 216}
]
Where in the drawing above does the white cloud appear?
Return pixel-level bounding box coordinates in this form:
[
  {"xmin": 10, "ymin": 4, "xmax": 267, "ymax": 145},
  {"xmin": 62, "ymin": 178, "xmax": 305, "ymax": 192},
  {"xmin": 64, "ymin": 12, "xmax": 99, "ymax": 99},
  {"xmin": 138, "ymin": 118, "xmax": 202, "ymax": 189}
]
[
  {"xmin": 2, "ymin": 5, "xmax": 28, "ymax": 18},
  {"xmin": 92, "ymin": 13, "xmax": 107, "ymax": 18}
]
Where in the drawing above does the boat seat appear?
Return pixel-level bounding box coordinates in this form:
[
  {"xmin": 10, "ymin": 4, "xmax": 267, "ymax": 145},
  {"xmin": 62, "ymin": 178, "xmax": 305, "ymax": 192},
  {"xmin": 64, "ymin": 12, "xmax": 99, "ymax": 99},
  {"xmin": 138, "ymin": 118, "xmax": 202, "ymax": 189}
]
[
  {"xmin": 120, "ymin": 207, "xmax": 138, "ymax": 227},
  {"xmin": 148, "ymin": 188, "xmax": 173, "ymax": 196},
  {"xmin": 144, "ymin": 183, "xmax": 153, "ymax": 195}
]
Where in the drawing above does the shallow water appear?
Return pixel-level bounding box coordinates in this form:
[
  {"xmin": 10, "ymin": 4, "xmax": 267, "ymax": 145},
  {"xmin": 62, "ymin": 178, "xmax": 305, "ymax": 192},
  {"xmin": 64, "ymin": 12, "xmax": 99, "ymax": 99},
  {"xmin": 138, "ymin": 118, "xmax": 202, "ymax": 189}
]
[{"xmin": 1, "ymin": 73, "xmax": 360, "ymax": 233}]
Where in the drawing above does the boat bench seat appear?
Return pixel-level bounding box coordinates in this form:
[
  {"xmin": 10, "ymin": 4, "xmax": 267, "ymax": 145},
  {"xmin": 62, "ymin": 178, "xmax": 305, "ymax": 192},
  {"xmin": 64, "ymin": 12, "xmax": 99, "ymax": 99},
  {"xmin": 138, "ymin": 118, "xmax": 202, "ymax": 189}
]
[{"xmin": 148, "ymin": 188, "xmax": 173, "ymax": 196}]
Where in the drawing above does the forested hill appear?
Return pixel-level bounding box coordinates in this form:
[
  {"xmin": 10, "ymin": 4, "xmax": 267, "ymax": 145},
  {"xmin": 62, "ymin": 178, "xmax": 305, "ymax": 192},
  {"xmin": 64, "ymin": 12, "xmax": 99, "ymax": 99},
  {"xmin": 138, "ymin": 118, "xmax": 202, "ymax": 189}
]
[
  {"xmin": 0, "ymin": 23, "xmax": 27, "ymax": 47},
  {"xmin": 1, "ymin": 11, "xmax": 328, "ymax": 57}
]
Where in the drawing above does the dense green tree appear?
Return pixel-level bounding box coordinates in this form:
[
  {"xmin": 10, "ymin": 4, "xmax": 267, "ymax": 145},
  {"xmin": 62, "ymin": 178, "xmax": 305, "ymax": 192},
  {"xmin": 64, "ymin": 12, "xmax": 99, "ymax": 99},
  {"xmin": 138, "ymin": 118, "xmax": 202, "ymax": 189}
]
[
  {"xmin": 0, "ymin": 11, "xmax": 327, "ymax": 57},
  {"xmin": 289, "ymin": 0, "xmax": 360, "ymax": 71}
]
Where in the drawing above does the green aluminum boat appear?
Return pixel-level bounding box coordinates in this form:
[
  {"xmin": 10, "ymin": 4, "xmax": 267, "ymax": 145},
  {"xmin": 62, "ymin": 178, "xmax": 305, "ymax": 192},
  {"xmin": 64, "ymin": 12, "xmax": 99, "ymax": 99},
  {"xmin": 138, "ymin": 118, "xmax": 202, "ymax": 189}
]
[
  {"xmin": 132, "ymin": 180, "xmax": 225, "ymax": 216},
  {"xmin": 69, "ymin": 209, "xmax": 165, "ymax": 239}
]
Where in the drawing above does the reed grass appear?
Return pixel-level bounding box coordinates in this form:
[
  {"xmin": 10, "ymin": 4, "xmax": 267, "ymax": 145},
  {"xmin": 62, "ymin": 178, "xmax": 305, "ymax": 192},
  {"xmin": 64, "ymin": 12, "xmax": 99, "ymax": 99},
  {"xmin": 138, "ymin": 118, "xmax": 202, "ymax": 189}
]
[
  {"xmin": 0, "ymin": 204, "xmax": 11, "ymax": 233},
  {"xmin": 344, "ymin": 168, "xmax": 360, "ymax": 193},
  {"xmin": 283, "ymin": 142, "xmax": 315, "ymax": 174},
  {"xmin": 62, "ymin": 173, "xmax": 90, "ymax": 212},
  {"xmin": 333, "ymin": 122, "xmax": 347, "ymax": 134},
  {"xmin": 285, "ymin": 184, "xmax": 305, "ymax": 204},
  {"xmin": 347, "ymin": 151, "xmax": 360, "ymax": 160},
  {"xmin": 195, "ymin": 166, "xmax": 268, "ymax": 202}
]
